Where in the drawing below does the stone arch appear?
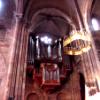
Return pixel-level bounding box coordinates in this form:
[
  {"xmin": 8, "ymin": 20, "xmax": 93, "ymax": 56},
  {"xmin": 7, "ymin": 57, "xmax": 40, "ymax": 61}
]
[
  {"xmin": 27, "ymin": 92, "xmax": 39, "ymax": 100},
  {"xmin": 29, "ymin": 8, "xmax": 76, "ymax": 32},
  {"xmin": 56, "ymin": 92, "xmax": 68, "ymax": 100}
]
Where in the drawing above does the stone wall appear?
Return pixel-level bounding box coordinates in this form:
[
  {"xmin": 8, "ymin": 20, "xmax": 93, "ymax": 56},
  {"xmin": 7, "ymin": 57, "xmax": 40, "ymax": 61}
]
[{"xmin": 0, "ymin": 27, "xmax": 15, "ymax": 99}]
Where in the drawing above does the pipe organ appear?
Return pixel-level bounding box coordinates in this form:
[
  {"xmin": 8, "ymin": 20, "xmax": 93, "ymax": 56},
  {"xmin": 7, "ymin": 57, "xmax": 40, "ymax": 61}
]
[
  {"xmin": 27, "ymin": 36, "xmax": 64, "ymax": 63},
  {"xmin": 27, "ymin": 29, "xmax": 93, "ymax": 93},
  {"xmin": 27, "ymin": 35, "xmax": 72, "ymax": 91},
  {"xmin": 27, "ymin": 36, "xmax": 35, "ymax": 64}
]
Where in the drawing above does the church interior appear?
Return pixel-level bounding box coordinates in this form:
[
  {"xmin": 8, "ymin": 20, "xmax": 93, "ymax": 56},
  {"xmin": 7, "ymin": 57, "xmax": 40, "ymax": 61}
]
[{"xmin": 0, "ymin": 0, "xmax": 100, "ymax": 100}]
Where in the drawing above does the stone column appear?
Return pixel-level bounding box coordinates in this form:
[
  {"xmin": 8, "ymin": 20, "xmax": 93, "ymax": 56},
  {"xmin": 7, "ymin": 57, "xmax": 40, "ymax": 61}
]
[
  {"xmin": 7, "ymin": 14, "xmax": 28, "ymax": 100},
  {"xmin": 6, "ymin": 0, "xmax": 28, "ymax": 100},
  {"xmin": 14, "ymin": 23, "xmax": 29, "ymax": 100},
  {"xmin": 79, "ymin": 41, "xmax": 100, "ymax": 98}
]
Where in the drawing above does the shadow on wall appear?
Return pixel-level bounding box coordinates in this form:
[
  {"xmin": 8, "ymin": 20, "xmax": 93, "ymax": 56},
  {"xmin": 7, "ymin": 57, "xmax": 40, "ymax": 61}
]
[{"xmin": 79, "ymin": 73, "xmax": 85, "ymax": 100}]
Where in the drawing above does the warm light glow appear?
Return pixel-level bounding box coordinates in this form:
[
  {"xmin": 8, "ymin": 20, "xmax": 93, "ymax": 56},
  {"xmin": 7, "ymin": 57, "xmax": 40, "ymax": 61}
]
[
  {"xmin": 88, "ymin": 92, "xmax": 100, "ymax": 100},
  {"xmin": 63, "ymin": 30, "xmax": 92, "ymax": 55},
  {"xmin": 63, "ymin": 30, "xmax": 91, "ymax": 47},
  {"xmin": 64, "ymin": 44, "xmax": 91, "ymax": 55},
  {"xmin": 40, "ymin": 36, "xmax": 52, "ymax": 44},
  {"xmin": 87, "ymin": 93, "xmax": 100, "ymax": 100},
  {"xmin": 92, "ymin": 18, "xmax": 100, "ymax": 31},
  {"xmin": 85, "ymin": 85, "xmax": 100, "ymax": 100}
]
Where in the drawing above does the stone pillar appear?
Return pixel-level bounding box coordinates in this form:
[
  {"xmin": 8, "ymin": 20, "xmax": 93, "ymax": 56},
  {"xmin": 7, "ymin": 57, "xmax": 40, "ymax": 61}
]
[
  {"xmin": 7, "ymin": 15, "xmax": 22, "ymax": 100},
  {"xmin": 7, "ymin": 0, "xmax": 26, "ymax": 99},
  {"xmin": 7, "ymin": 14, "xmax": 28, "ymax": 100},
  {"xmin": 14, "ymin": 23, "xmax": 29, "ymax": 100},
  {"xmin": 80, "ymin": 46, "xmax": 99, "ymax": 97}
]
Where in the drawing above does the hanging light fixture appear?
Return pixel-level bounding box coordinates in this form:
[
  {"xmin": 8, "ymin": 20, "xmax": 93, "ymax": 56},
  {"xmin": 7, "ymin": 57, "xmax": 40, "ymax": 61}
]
[{"xmin": 63, "ymin": 30, "xmax": 92, "ymax": 55}]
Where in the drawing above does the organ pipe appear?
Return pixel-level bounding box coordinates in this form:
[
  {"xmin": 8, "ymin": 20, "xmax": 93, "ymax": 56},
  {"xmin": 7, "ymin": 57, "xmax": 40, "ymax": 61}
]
[
  {"xmin": 58, "ymin": 39, "xmax": 62, "ymax": 61},
  {"xmin": 36, "ymin": 36, "xmax": 40, "ymax": 59},
  {"xmin": 28, "ymin": 36, "xmax": 32, "ymax": 64},
  {"xmin": 30, "ymin": 37, "xmax": 33, "ymax": 64},
  {"xmin": 47, "ymin": 45, "xmax": 52, "ymax": 58},
  {"xmin": 28, "ymin": 36, "xmax": 34, "ymax": 64},
  {"xmin": 31, "ymin": 38, "xmax": 34, "ymax": 64}
]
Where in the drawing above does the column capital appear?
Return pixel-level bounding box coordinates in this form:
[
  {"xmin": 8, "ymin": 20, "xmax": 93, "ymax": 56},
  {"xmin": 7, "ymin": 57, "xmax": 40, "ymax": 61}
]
[{"xmin": 14, "ymin": 12, "xmax": 23, "ymax": 20}]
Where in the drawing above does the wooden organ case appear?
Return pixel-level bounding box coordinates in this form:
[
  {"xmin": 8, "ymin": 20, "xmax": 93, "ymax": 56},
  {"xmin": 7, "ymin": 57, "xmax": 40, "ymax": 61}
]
[{"xmin": 25, "ymin": 34, "xmax": 73, "ymax": 100}]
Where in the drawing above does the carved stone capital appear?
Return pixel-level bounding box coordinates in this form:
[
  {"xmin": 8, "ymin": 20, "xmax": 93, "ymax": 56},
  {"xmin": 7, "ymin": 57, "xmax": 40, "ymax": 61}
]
[{"xmin": 14, "ymin": 12, "xmax": 23, "ymax": 21}]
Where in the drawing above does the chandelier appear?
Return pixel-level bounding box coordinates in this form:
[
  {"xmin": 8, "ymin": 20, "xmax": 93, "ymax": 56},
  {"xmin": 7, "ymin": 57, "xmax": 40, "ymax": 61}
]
[{"xmin": 63, "ymin": 30, "xmax": 92, "ymax": 55}]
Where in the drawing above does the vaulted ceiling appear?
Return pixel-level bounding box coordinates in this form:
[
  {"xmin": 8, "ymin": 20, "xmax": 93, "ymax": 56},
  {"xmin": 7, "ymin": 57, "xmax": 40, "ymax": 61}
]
[
  {"xmin": 0, "ymin": 0, "xmax": 100, "ymax": 60},
  {"xmin": 0, "ymin": 0, "xmax": 93, "ymax": 30}
]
